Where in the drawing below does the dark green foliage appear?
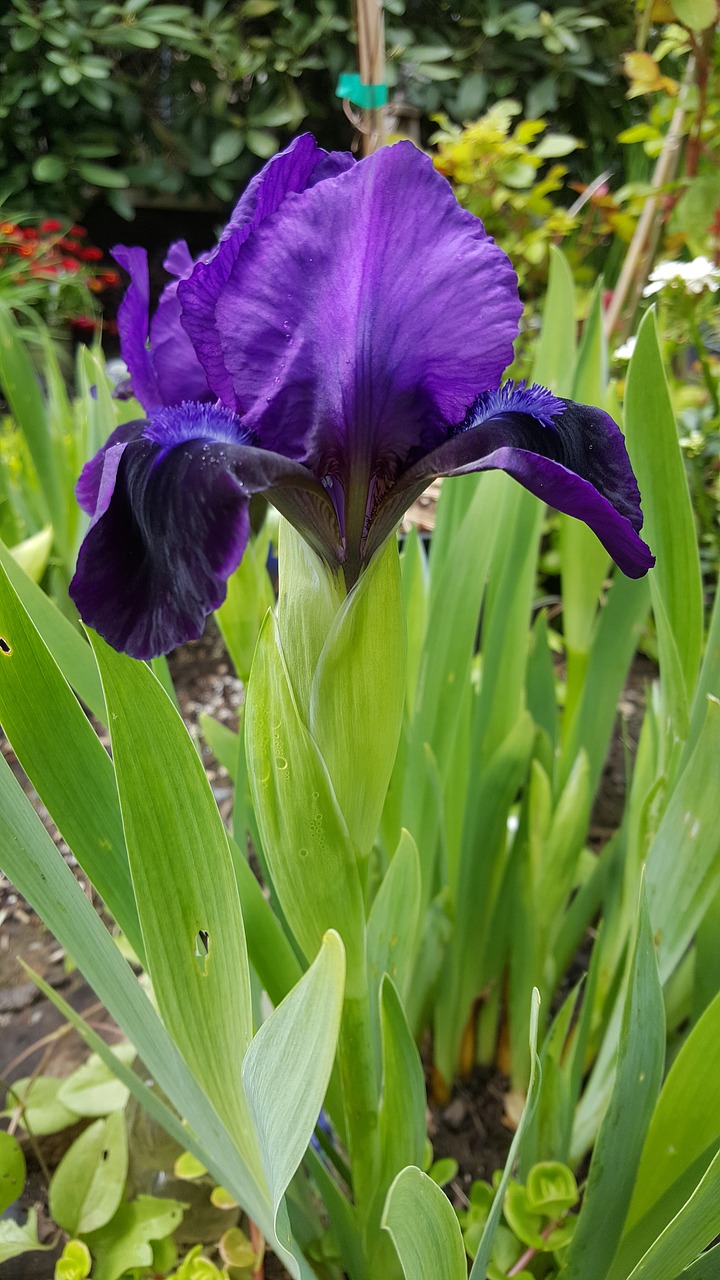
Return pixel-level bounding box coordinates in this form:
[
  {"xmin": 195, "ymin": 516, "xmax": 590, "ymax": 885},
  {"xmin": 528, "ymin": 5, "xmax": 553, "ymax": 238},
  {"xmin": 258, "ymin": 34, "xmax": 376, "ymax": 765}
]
[{"xmin": 0, "ymin": 0, "xmax": 635, "ymax": 218}]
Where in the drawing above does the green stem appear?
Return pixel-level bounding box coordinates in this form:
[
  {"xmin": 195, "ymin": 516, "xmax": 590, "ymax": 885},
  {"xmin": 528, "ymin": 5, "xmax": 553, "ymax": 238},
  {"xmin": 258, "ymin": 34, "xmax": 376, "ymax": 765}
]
[{"xmin": 337, "ymin": 975, "xmax": 381, "ymax": 1259}]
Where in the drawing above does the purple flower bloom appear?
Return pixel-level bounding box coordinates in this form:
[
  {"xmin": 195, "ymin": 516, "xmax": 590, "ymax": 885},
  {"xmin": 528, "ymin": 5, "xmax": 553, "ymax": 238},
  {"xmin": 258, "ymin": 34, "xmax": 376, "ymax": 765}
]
[
  {"xmin": 71, "ymin": 134, "xmax": 654, "ymax": 659},
  {"xmin": 112, "ymin": 240, "xmax": 212, "ymax": 411}
]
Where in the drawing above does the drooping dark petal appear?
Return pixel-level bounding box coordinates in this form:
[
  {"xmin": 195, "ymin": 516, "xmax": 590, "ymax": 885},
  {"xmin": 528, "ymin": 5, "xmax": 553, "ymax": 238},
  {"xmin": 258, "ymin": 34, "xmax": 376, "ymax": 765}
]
[
  {"xmin": 75, "ymin": 419, "xmax": 146, "ymax": 517},
  {"xmin": 368, "ymin": 383, "xmax": 655, "ymax": 577},
  {"xmin": 186, "ymin": 142, "xmax": 522, "ymax": 498},
  {"xmin": 70, "ymin": 403, "xmax": 339, "ymax": 659},
  {"xmin": 112, "ymin": 246, "xmax": 161, "ymax": 412},
  {"xmin": 179, "ymin": 134, "xmax": 350, "ymax": 406},
  {"xmin": 113, "ymin": 241, "xmax": 212, "ymax": 411}
]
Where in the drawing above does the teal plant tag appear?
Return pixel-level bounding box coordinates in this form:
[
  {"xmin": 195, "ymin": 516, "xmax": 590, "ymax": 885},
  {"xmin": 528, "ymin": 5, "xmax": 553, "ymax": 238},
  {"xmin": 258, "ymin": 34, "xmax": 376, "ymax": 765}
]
[{"xmin": 336, "ymin": 73, "xmax": 388, "ymax": 109}]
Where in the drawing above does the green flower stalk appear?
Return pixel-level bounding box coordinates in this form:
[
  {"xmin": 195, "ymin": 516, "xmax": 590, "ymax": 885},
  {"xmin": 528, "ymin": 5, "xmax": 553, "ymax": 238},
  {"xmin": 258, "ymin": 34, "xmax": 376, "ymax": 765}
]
[{"xmin": 244, "ymin": 520, "xmax": 407, "ymax": 1263}]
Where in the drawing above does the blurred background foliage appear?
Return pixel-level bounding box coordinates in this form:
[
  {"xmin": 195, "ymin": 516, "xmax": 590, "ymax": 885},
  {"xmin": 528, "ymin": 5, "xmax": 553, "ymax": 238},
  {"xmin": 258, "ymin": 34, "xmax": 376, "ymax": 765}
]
[
  {"xmin": 0, "ymin": 0, "xmax": 718, "ymax": 579},
  {"xmin": 1, "ymin": 0, "xmax": 638, "ymax": 220}
]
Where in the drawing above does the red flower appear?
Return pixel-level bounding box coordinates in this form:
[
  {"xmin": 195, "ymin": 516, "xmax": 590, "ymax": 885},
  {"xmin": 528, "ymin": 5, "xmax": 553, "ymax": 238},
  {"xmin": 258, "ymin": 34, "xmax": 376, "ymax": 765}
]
[
  {"xmin": 71, "ymin": 315, "xmax": 97, "ymax": 331},
  {"xmin": 80, "ymin": 246, "xmax": 103, "ymax": 261},
  {"xmin": 60, "ymin": 238, "xmax": 82, "ymax": 253},
  {"xmin": 19, "ymin": 244, "xmax": 35, "ymax": 257},
  {"xmin": 0, "ymin": 222, "xmax": 18, "ymax": 236},
  {"xmin": 70, "ymin": 225, "xmax": 88, "ymax": 237},
  {"xmin": 61, "ymin": 257, "xmax": 79, "ymax": 272},
  {"xmin": 100, "ymin": 270, "xmax": 121, "ymax": 286},
  {"xmin": 40, "ymin": 218, "xmax": 63, "ymax": 233},
  {"xmin": 22, "ymin": 227, "xmax": 39, "ymax": 240}
]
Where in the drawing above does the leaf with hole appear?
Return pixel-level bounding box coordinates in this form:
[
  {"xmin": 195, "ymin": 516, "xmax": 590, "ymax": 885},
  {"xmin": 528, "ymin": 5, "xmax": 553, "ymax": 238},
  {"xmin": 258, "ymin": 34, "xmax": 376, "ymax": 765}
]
[{"xmin": 49, "ymin": 1110, "xmax": 128, "ymax": 1235}]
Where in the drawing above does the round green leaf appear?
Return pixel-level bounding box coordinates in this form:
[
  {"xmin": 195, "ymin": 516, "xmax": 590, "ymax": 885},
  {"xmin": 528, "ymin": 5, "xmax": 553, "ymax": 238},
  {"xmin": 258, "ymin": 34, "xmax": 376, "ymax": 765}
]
[
  {"xmin": 55, "ymin": 1239, "xmax": 92, "ymax": 1280},
  {"xmin": 32, "ymin": 155, "xmax": 68, "ymax": 183},
  {"xmin": 210, "ymin": 130, "xmax": 244, "ymax": 167},
  {"xmin": 533, "ymin": 132, "xmax": 580, "ymax": 159},
  {"xmin": 245, "ymin": 128, "xmax": 279, "ymax": 158},
  {"xmin": 117, "ymin": 25, "xmax": 160, "ymax": 47},
  {"xmin": 49, "ymin": 1111, "xmax": 128, "ymax": 1235},
  {"xmin": 11, "ymin": 28, "xmax": 40, "ymax": 51},
  {"xmin": 503, "ymin": 1182, "xmax": 546, "ymax": 1250},
  {"xmin": 210, "ymin": 1185, "xmax": 238, "ymax": 1209},
  {"xmin": 0, "ymin": 1131, "xmax": 26, "ymax": 1213},
  {"xmin": 77, "ymin": 162, "xmax": 130, "ymax": 188},
  {"xmin": 59, "ymin": 65, "xmax": 82, "ymax": 86},
  {"xmin": 219, "ymin": 1227, "xmax": 256, "ymax": 1268},
  {"xmin": 6, "ymin": 1075, "xmax": 77, "ymax": 1135},
  {"xmin": 80, "ymin": 1195, "xmax": 185, "ymax": 1278},
  {"xmin": 173, "ymin": 1151, "xmax": 207, "ymax": 1181},
  {"xmin": 526, "ymin": 1162, "xmax": 579, "ymax": 1215},
  {"xmin": 429, "ymin": 1158, "xmax": 459, "ymax": 1188},
  {"xmin": 57, "ymin": 1044, "xmax": 136, "ymax": 1116}
]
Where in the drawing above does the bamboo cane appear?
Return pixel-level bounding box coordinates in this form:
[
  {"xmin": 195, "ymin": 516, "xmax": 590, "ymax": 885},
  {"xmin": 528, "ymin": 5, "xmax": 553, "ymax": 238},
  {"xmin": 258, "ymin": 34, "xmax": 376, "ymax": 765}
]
[
  {"xmin": 355, "ymin": 0, "xmax": 386, "ymax": 154},
  {"xmin": 604, "ymin": 56, "xmax": 696, "ymax": 341}
]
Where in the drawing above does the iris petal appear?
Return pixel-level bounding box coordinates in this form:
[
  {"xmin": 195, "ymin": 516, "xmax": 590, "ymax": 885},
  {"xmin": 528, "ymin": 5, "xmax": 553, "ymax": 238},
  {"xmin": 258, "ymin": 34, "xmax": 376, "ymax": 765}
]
[
  {"xmin": 112, "ymin": 246, "xmax": 161, "ymax": 412},
  {"xmin": 75, "ymin": 419, "xmax": 146, "ymax": 517},
  {"xmin": 181, "ymin": 140, "xmax": 522, "ymax": 489},
  {"xmin": 179, "ymin": 134, "xmax": 345, "ymax": 407},
  {"xmin": 112, "ymin": 242, "xmax": 212, "ymax": 411},
  {"xmin": 73, "ymin": 139, "xmax": 654, "ymax": 660},
  {"xmin": 69, "ymin": 403, "xmax": 339, "ymax": 658},
  {"xmin": 148, "ymin": 241, "xmax": 213, "ymax": 406},
  {"xmin": 370, "ymin": 383, "xmax": 654, "ymax": 577}
]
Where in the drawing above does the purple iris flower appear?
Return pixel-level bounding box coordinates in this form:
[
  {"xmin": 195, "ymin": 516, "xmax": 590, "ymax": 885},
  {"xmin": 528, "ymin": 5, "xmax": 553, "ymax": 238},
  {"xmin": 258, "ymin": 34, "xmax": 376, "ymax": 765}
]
[
  {"xmin": 70, "ymin": 134, "xmax": 653, "ymax": 660},
  {"xmin": 112, "ymin": 239, "xmax": 212, "ymax": 410}
]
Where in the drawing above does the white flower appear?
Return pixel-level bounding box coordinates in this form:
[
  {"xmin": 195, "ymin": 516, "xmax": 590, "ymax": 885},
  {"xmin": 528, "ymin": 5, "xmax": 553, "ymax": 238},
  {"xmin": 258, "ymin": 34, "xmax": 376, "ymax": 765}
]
[
  {"xmin": 614, "ymin": 335, "xmax": 637, "ymax": 362},
  {"xmin": 644, "ymin": 257, "xmax": 720, "ymax": 297}
]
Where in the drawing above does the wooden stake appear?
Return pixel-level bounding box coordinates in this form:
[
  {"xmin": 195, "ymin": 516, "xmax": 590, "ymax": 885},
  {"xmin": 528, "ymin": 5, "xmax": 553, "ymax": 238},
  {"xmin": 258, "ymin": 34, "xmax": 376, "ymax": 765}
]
[
  {"xmin": 604, "ymin": 57, "xmax": 695, "ymax": 342},
  {"xmin": 355, "ymin": 0, "xmax": 386, "ymax": 154}
]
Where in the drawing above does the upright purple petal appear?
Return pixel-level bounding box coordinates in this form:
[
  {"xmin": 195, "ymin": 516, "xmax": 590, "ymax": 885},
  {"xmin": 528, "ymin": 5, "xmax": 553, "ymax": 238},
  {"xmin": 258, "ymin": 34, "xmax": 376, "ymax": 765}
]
[
  {"xmin": 187, "ymin": 142, "xmax": 522, "ymax": 514},
  {"xmin": 149, "ymin": 282, "xmax": 213, "ymax": 407},
  {"xmin": 163, "ymin": 239, "xmax": 195, "ymax": 279},
  {"xmin": 112, "ymin": 246, "xmax": 162, "ymax": 413},
  {"xmin": 371, "ymin": 384, "xmax": 654, "ymax": 577},
  {"xmin": 220, "ymin": 133, "xmax": 353, "ymax": 242},
  {"xmin": 179, "ymin": 134, "xmax": 350, "ymax": 406},
  {"xmin": 113, "ymin": 241, "xmax": 212, "ymax": 411},
  {"xmin": 70, "ymin": 402, "xmax": 339, "ymax": 658}
]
